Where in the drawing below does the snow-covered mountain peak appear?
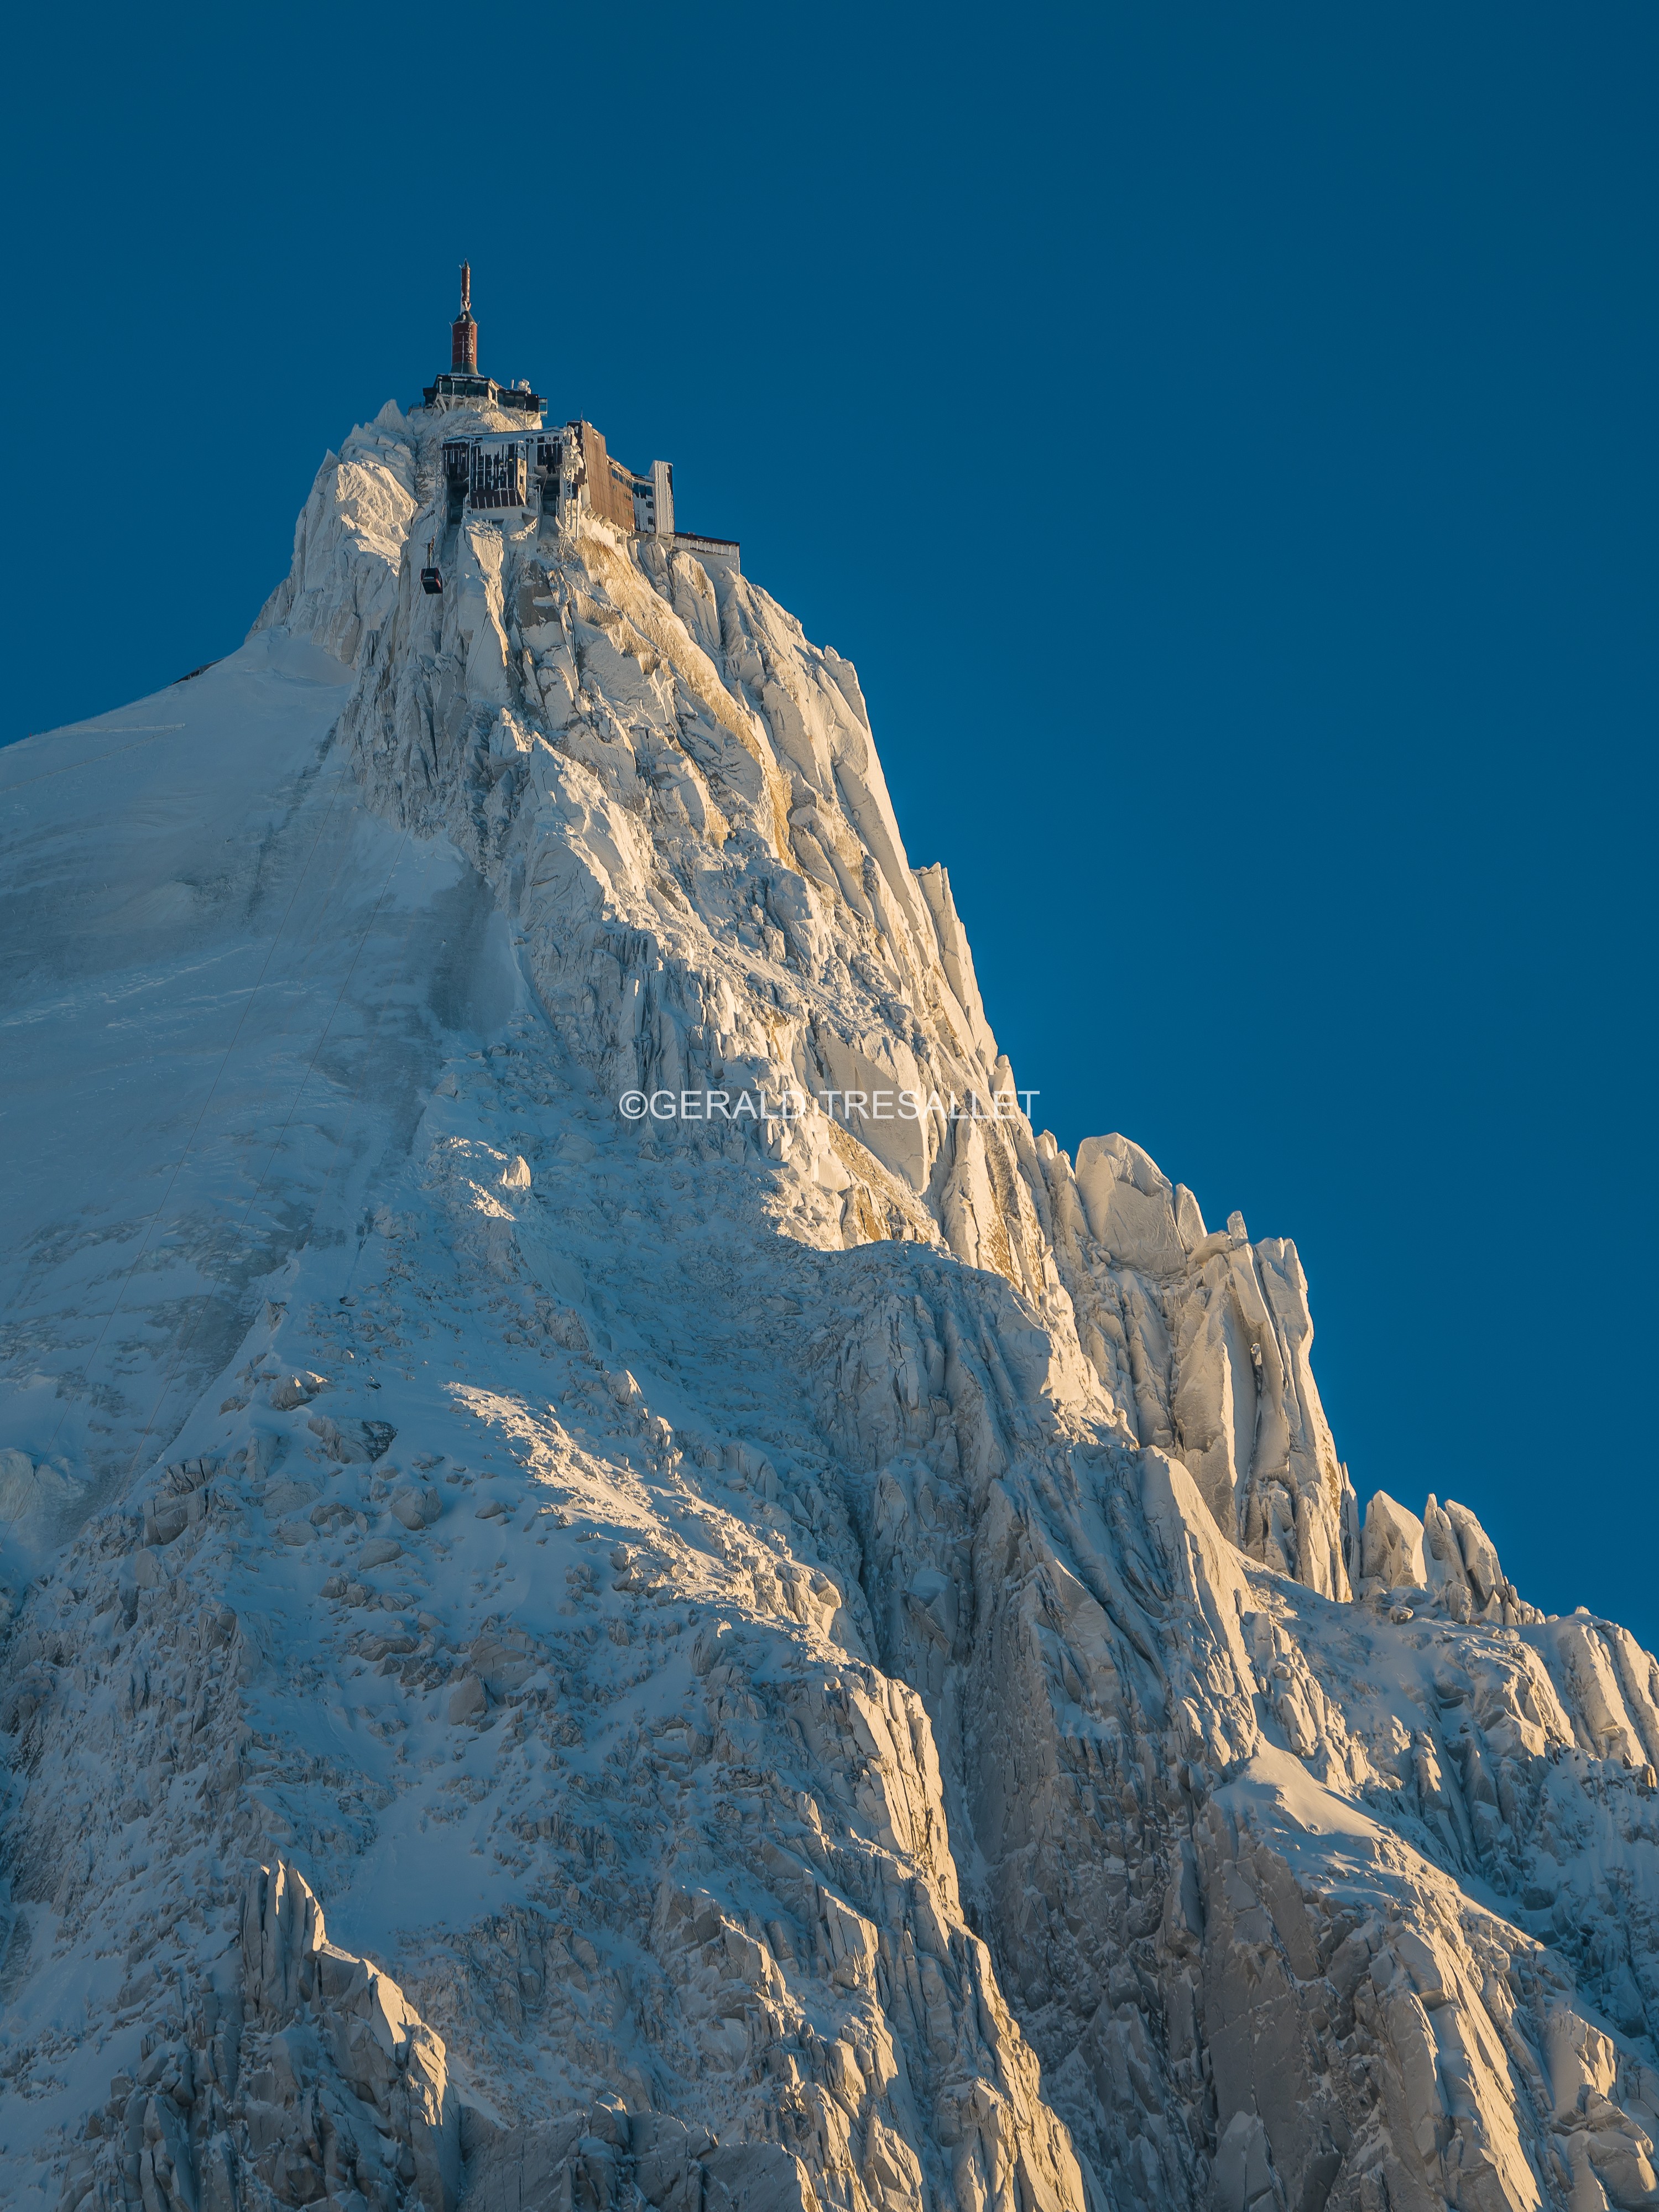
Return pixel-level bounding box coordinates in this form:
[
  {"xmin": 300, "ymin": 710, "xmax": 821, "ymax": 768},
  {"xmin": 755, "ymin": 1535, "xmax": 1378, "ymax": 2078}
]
[{"xmin": 3, "ymin": 379, "xmax": 1658, "ymax": 2212}]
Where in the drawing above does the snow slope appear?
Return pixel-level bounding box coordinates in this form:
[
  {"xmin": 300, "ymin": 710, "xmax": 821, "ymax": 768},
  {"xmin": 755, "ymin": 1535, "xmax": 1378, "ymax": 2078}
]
[{"xmin": 3, "ymin": 393, "xmax": 1658, "ymax": 2212}]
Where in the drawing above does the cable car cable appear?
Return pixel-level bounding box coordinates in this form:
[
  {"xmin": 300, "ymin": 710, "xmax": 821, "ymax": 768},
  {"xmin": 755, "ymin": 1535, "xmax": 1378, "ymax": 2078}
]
[
  {"xmin": 33, "ymin": 732, "xmax": 361, "ymax": 1451},
  {"xmin": 118, "ymin": 818, "xmax": 416, "ymax": 1485}
]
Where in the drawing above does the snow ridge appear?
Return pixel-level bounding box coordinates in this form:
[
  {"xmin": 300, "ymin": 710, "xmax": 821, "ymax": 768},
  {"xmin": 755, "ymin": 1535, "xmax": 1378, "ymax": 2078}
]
[{"xmin": 2, "ymin": 392, "xmax": 1657, "ymax": 2212}]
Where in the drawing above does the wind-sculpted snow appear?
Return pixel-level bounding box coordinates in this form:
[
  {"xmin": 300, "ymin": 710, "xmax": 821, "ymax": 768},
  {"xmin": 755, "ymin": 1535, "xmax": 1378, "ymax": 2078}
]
[{"xmin": 2, "ymin": 395, "xmax": 1658, "ymax": 2212}]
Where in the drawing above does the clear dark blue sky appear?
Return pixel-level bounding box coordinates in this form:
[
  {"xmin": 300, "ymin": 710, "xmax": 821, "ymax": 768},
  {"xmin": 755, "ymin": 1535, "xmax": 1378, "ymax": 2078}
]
[{"xmin": 6, "ymin": 5, "xmax": 1655, "ymax": 1638}]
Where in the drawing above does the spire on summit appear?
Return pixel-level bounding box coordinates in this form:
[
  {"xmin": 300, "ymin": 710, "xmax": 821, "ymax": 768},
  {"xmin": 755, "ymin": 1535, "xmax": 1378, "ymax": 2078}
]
[
  {"xmin": 451, "ymin": 260, "xmax": 478, "ymax": 374},
  {"xmin": 425, "ymin": 264, "xmax": 541, "ymax": 418}
]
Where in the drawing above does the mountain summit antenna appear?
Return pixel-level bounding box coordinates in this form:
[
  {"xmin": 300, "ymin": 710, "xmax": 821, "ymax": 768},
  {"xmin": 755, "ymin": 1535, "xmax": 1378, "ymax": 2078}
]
[{"xmin": 451, "ymin": 260, "xmax": 477, "ymax": 375}]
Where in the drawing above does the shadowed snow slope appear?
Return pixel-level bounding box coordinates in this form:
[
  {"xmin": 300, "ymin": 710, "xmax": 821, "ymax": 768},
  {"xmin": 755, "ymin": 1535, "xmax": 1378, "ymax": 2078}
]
[{"xmin": 3, "ymin": 398, "xmax": 1658, "ymax": 2212}]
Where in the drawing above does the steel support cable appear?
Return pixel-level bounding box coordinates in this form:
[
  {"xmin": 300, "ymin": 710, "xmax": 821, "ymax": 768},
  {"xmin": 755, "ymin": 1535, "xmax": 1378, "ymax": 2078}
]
[
  {"xmin": 0, "ymin": 727, "xmax": 185, "ymax": 795},
  {"xmin": 304, "ymin": 874, "xmax": 435, "ymax": 1308},
  {"xmin": 34, "ymin": 738, "xmax": 359, "ymax": 1453},
  {"xmin": 119, "ymin": 818, "xmax": 415, "ymax": 1482},
  {"xmin": 215, "ymin": 870, "xmax": 440, "ymax": 1411}
]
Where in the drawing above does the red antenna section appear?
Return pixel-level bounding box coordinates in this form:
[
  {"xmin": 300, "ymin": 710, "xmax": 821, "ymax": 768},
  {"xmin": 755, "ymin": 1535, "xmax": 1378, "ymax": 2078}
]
[{"xmin": 451, "ymin": 260, "xmax": 478, "ymax": 373}]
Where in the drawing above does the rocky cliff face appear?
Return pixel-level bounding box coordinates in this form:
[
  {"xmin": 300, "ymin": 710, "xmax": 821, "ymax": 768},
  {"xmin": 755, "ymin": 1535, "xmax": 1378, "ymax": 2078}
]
[{"xmin": 3, "ymin": 395, "xmax": 1658, "ymax": 2212}]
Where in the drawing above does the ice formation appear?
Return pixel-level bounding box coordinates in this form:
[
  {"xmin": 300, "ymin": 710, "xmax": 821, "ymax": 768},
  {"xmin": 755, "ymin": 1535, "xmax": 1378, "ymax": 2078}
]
[{"xmin": 3, "ymin": 373, "xmax": 1658, "ymax": 2212}]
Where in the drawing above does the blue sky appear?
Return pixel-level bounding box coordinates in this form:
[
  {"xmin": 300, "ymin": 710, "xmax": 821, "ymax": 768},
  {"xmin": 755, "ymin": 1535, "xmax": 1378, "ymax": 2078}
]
[{"xmin": 5, "ymin": 3, "xmax": 1656, "ymax": 1639}]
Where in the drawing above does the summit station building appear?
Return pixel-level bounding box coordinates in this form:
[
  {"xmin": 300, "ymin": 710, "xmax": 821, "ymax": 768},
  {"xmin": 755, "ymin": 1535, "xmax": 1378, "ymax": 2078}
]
[{"xmin": 421, "ymin": 266, "xmax": 739, "ymax": 573}]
